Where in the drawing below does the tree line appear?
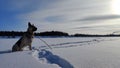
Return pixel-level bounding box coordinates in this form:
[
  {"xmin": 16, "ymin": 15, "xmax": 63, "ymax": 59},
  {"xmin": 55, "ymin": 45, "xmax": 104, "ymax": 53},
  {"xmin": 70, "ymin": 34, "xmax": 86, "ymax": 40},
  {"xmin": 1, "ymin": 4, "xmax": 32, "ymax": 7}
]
[
  {"xmin": 0, "ymin": 31, "xmax": 69, "ymax": 38},
  {"xmin": 0, "ymin": 31, "xmax": 120, "ymax": 38},
  {"xmin": 72, "ymin": 34, "xmax": 120, "ymax": 37}
]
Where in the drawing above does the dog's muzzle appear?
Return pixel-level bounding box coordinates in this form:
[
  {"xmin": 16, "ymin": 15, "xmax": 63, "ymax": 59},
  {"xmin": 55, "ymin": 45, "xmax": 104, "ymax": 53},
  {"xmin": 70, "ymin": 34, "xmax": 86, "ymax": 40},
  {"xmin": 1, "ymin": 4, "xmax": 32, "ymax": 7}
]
[{"xmin": 34, "ymin": 28, "xmax": 37, "ymax": 31}]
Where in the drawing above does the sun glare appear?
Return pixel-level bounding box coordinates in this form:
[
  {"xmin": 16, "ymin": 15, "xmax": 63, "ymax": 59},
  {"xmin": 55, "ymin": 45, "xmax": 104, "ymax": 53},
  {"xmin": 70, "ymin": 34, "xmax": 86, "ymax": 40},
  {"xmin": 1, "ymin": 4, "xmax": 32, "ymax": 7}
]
[{"xmin": 111, "ymin": 0, "xmax": 120, "ymax": 15}]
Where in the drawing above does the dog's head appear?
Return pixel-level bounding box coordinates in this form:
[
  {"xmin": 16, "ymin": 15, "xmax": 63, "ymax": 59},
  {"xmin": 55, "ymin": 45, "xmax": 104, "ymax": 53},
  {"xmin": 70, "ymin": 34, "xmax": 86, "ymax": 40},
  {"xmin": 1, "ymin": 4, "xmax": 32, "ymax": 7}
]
[{"xmin": 28, "ymin": 22, "xmax": 37, "ymax": 32}]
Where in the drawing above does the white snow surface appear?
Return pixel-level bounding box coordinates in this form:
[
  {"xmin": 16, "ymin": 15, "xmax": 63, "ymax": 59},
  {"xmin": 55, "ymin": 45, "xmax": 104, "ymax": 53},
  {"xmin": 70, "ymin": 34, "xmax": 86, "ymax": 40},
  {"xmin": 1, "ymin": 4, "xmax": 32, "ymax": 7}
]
[{"xmin": 0, "ymin": 37, "xmax": 120, "ymax": 68}]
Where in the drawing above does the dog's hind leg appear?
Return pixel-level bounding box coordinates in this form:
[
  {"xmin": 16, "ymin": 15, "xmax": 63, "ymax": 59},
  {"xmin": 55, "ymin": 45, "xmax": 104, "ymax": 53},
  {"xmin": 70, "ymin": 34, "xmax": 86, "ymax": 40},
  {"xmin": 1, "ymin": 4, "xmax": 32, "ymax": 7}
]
[{"xmin": 12, "ymin": 45, "xmax": 20, "ymax": 52}]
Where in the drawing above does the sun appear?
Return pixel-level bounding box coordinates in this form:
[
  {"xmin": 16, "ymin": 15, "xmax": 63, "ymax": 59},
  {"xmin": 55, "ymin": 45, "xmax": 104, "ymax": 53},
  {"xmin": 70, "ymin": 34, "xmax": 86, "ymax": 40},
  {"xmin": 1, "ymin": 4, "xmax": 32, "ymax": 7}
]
[{"xmin": 111, "ymin": 0, "xmax": 120, "ymax": 15}]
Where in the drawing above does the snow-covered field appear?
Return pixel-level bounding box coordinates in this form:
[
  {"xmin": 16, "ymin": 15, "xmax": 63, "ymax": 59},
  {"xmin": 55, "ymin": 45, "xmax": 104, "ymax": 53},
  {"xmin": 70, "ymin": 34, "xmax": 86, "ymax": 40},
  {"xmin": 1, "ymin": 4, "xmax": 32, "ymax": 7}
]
[{"xmin": 0, "ymin": 37, "xmax": 120, "ymax": 68}]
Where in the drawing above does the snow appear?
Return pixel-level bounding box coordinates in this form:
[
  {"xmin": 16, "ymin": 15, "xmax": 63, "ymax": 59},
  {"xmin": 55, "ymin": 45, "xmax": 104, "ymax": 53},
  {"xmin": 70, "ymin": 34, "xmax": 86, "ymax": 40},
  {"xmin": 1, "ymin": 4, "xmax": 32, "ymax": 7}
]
[
  {"xmin": 0, "ymin": 51, "xmax": 58, "ymax": 68},
  {"xmin": 33, "ymin": 49, "xmax": 74, "ymax": 68},
  {"xmin": 0, "ymin": 37, "xmax": 120, "ymax": 68}
]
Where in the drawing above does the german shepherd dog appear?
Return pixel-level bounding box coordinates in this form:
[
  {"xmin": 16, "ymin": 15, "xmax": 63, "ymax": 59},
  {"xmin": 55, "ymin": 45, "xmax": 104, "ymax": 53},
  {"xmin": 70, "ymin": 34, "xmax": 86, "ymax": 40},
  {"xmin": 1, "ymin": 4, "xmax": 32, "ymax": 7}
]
[{"xmin": 12, "ymin": 22, "xmax": 37, "ymax": 52}]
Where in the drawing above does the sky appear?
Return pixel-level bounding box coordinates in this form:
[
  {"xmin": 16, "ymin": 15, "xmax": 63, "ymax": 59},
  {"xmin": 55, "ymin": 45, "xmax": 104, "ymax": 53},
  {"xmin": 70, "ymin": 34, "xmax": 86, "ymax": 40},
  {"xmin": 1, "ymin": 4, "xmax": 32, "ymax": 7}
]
[{"xmin": 0, "ymin": 0, "xmax": 120, "ymax": 34}]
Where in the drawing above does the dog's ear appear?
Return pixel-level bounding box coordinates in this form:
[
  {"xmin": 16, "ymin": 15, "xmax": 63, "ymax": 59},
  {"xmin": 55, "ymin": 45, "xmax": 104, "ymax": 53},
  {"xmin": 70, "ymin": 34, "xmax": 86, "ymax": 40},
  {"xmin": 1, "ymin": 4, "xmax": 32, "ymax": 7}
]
[{"xmin": 28, "ymin": 22, "xmax": 31, "ymax": 26}]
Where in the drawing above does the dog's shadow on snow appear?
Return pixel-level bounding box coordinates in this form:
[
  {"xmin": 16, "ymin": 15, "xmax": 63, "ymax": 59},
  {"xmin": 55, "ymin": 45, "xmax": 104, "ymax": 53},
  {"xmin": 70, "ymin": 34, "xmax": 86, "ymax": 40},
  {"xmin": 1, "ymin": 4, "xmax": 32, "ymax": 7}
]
[
  {"xmin": 39, "ymin": 49, "xmax": 74, "ymax": 68},
  {"xmin": 0, "ymin": 50, "xmax": 12, "ymax": 54}
]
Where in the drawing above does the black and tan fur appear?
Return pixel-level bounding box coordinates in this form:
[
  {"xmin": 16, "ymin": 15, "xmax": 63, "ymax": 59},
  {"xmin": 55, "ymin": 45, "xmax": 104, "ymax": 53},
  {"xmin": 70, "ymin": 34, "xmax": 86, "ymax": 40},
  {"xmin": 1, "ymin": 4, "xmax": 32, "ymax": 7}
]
[{"xmin": 12, "ymin": 22, "xmax": 37, "ymax": 52}]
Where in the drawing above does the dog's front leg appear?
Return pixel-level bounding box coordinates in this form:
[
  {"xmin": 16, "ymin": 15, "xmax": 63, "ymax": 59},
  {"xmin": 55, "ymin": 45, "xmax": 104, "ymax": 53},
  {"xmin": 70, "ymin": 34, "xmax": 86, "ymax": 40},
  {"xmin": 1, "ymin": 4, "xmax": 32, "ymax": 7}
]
[{"xmin": 29, "ymin": 45, "xmax": 32, "ymax": 50}]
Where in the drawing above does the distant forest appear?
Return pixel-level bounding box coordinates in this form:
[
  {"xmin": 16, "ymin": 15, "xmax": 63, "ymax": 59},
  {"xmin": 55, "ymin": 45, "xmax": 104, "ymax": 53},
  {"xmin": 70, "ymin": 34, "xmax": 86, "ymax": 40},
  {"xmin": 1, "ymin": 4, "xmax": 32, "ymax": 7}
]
[
  {"xmin": 0, "ymin": 31, "xmax": 120, "ymax": 38},
  {"xmin": 0, "ymin": 31, "xmax": 69, "ymax": 38}
]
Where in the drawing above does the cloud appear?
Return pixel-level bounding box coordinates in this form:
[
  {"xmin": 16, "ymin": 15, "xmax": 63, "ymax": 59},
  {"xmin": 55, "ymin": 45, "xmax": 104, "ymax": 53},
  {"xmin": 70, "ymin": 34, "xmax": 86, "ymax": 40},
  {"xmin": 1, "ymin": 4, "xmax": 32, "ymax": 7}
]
[
  {"xmin": 74, "ymin": 24, "xmax": 120, "ymax": 32},
  {"xmin": 44, "ymin": 15, "xmax": 66, "ymax": 23},
  {"xmin": 7, "ymin": 0, "xmax": 120, "ymax": 34},
  {"xmin": 75, "ymin": 15, "xmax": 120, "ymax": 21},
  {"xmin": 74, "ymin": 25, "xmax": 113, "ymax": 29},
  {"xmin": 3, "ymin": 0, "xmax": 59, "ymax": 12},
  {"xmin": 19, "ymin": 0, "xmax": 109, "ymax": 24}
]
